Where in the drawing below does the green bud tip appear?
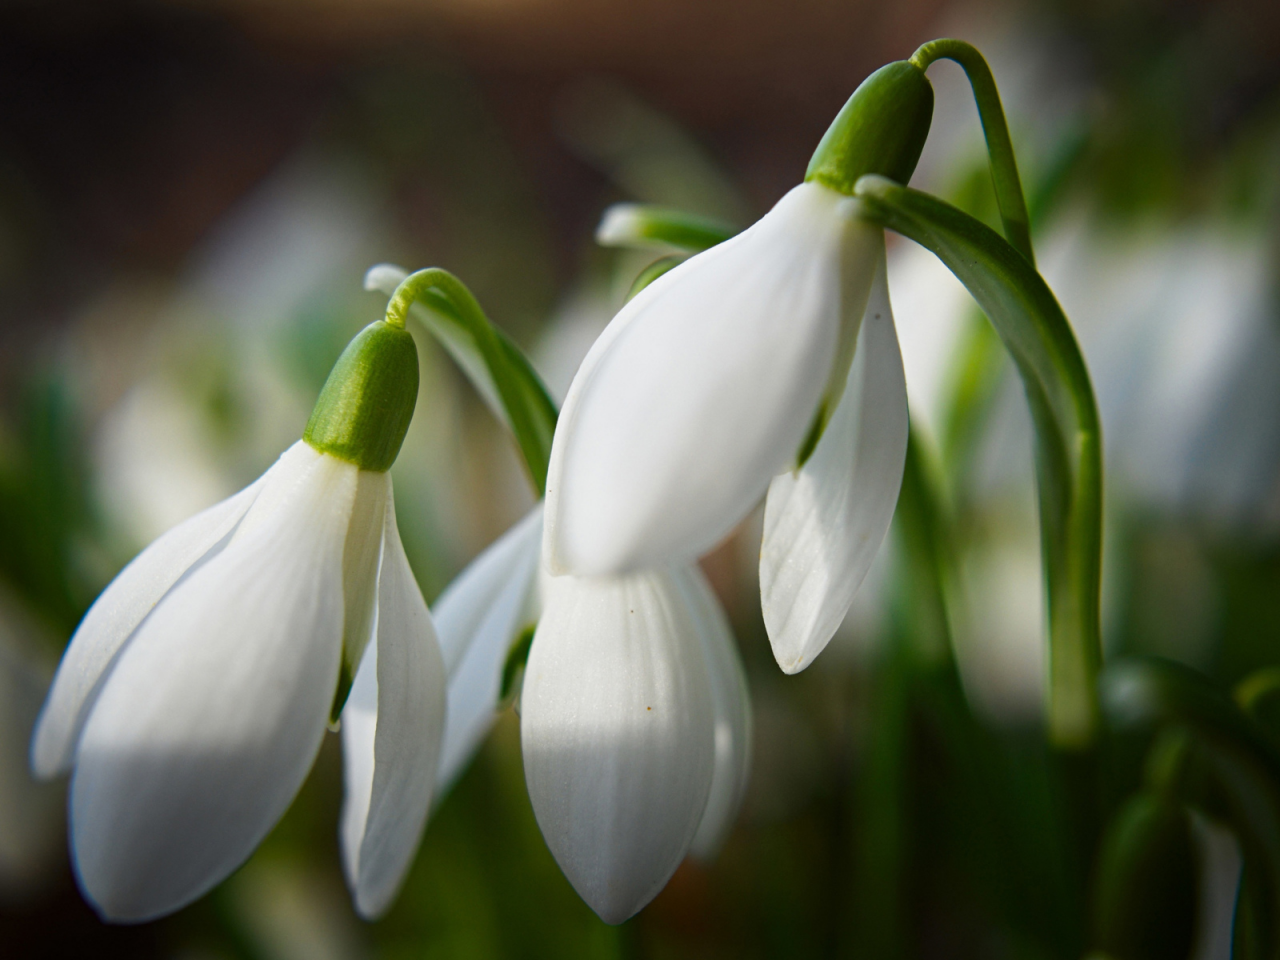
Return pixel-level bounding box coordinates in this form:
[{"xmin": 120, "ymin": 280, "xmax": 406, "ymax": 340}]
[
  {"xmin": 303, "ymin": 320, "xmax": 419, "ymax": 472},
  {"xmin": 805, "ymin": 60, "xmax": 934, "ymax": 195}
]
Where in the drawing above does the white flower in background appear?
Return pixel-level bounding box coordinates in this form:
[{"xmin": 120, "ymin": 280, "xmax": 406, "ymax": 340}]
[
  {"xmin": 543, "ymin": 184, "xmax": 909, "ymax": 673},
  {"xmin": 31, "ymin": 318, "xmax": 445, "ymax": 923},
  {"xmin": 521, "ymin": 564, "xmax": 751, "ymax": 924}
]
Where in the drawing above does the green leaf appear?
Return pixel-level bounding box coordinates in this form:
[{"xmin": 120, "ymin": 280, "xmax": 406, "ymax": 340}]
[
  {"xmin": 1101, "ymin": 658, "xmax": 1280, "ymax": 785},
  {"xmin": 365, "ymin": 265, "xmax": 559, "ymax": 496},
  {"xmin": 595, "ymin": 204, "xmax": 736, "ymax": 254},
  {"xmin": 625, "ymin": 255, "xmax": 685, "ymax": 301},
  {"xmin": 1193, "ymin": 738, "xmax": 1280, "ymax": 960},
  {"xmin": 500, "ymin": 623, "xmax": 536, "ymax": 703},
  {"xmin": 1092, "ymin": 792, "xmax": 1197, "ymax": 960},
  {"xmin": 854, "ymin": 174, "xmax": 1104, "ymax": 749},
  {"xmin": 1102, "ymin": 658, "xmax": 1280, "ymax": 953}
]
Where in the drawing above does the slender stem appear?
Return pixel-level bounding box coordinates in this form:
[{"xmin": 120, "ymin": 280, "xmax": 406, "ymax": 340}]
[
  {"xmin": 386, "ymin": 268, "xmax": 557, "ymax": 495},
  {"xmin": 854, "ymin": 176, "xmax": 1103, "ymax": 747},
  {"xmin": 911, "ymin": 38, "xmax": 1035, "ymax": 265}
]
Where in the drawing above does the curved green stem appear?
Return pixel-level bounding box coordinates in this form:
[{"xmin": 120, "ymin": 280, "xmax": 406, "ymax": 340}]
[
  {"xmin": 855, "ymin": 175, "xmax": 1103, "ymax": 747},
  {"xmin": 911, "ymin": 38, "xmax": 1034, "ymax": 265},
  {"xmin": 383, "ymin": 267, "xmax": 558, "ymax": 495}
]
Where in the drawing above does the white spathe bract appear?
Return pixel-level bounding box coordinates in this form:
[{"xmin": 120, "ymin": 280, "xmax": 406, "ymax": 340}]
[
  {"xmin": 544, "ymin": 181, "xmax": 880, "ymax": 576},
  {"xmin": 521, "ymin": 567, "xmax": 717, "ymax": 924},
  {"xmin": 760, "ymin": 247, "xmax": 909, "ymax": 673},
  {"xmin": 33, "ymin": 441, "xmax": 445, "ymax": 923}
]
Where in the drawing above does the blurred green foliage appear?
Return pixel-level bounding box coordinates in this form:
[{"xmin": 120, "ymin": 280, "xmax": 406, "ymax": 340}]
[{"xmin": 2, "ymin": 2, "xmax": 1280, "ymax": 958}]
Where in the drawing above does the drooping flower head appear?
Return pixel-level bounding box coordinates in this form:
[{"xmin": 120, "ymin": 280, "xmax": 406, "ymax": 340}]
[
  {"xmin": 544, "ymin": 61, "xmax": 933, "ymax": 672},
  {"xmin": 31, "ymin": 308, "xmax": 445, "ymax": 922},
  {"xmin": 359, "ymin": 264, "xmax": 756, "ymax": 927}
]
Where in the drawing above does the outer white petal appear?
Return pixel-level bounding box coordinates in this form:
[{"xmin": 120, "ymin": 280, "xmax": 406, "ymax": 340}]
[
  {"xmin": 69, "ymin": 443, "xmax": 356, "ymax": 922},
  {"xmin": 31, "ymin": 473, "xmax": 267, "ymax": 779},
  {"xmin": 674, "ymin": 567, "xmax": 752, "ymax": 860},
  {"xmin": 433, "ymin": 506, "xmax": 542, "ymax": 794},
  {"xmin": 521, "ymin": 569, "xmax": 715, "ymax": 924},
  {"xmin": 340, "ymin": 488, "xmax": 446, "ymax": 920},
  {"xmin": 544, "ymin": 182, "xmax": 880, "ymax": 575},
  {"xmin": 760, "ymin": 250, "xmax": 909, "ymax": 674}
]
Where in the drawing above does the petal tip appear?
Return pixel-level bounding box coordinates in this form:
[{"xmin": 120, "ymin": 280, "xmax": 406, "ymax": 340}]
[
  {"xmin": 29, "ymin": 720, "xmax": 69, "ymax": 781},
  {"xmin": 774, "ymin": 650, "xmax": 808, "ymax": 675}
]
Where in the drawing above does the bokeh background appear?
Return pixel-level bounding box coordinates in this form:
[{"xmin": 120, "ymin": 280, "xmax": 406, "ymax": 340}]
[{"xmin": 2, "ymin": 0, "xmax": 1280, "ymax": 957}]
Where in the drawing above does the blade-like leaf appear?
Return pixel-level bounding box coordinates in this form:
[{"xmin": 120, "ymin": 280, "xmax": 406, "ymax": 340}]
[{"xmin": 854, "ymin": 174, "xmax": 1103, "ymax": 748}]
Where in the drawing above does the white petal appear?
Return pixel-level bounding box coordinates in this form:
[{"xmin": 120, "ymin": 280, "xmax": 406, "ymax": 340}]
[
  {"xmin": 339, "ymin": 640, "xmax": 377, "ymax": 898},
  {"xmin": 69, "ymin": 443, "xmax": 356, "ymax": 922},
  {"xmin": 434, "ymin": 506, "xmax": 542, "ymax": 794},
  {"xmin": 340, "ymin": 471, "xmax": 391, "ymax": 685},
  {"xmin": 340, "ymin": 489, "xmax": 446, "ymax": 920},
  {"xmin": 30, "ymin": 472, "xmax": 267, "ymax": 779},
  {"xmin": 544, "ymin": 182, "xmax": 880, "ymax": 575},
  {"xmin": 673, "ymin": 568, "xmax": 752, "ymax": 860},
  {"xmin": 760, "ymin": 250, "xmax": 909, "ymax": 674},
  {"xmin": 521, "ymin": 569, "xmax": 715, "ymax": 924}
]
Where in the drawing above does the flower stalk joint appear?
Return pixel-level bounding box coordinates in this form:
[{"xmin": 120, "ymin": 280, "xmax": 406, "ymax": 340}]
[
  {"xmin": 805, "ymin": 60, "xmax": 934, "ymax": 195},
  {"xmin": 303, "ymin": 321, "xmax": 419, "ymax": 472}
]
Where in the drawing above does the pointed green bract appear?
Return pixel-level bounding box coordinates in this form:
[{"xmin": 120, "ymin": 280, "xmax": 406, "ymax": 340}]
[
  {"xmin": 303, "ymin": 321, "xmax": 419, "ymax": 473},
  {"xmin": 854, "ymin": 174, "xmax": 1103, "ymax": 749},
  {"xmin": 805, "ymin": 61, "xmax": 934, "ymax": 195},
  {"xmin": 596, "ymin": 204, "xmax": 737, "ymax": 254}
]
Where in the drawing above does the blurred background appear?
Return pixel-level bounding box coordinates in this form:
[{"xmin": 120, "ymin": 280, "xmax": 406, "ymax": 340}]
[{"xmin": 2, "ymin": 0, "xmax": 1280, "ymax": 957}]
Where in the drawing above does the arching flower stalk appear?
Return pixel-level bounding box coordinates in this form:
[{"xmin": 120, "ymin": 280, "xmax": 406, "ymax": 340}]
[{"xmin": 31, "ymin": 299, "xmax": 445, "ymax": 922}]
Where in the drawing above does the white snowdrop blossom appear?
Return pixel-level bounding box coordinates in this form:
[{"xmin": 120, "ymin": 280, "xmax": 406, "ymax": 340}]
[
  {"xmin": 541, "ymin": 57, "xmax": 934, "ymax": 675},
  {"xmin": 544, "ymin": 185, "xmax": 909, "ymax": 673},
  {"xmin": 31, "ymin": 318, "xmax": 445, "ymax": 923},
  {"xmin": 521, "ymin": 563, "xmax": 751, "ymax": 924}
]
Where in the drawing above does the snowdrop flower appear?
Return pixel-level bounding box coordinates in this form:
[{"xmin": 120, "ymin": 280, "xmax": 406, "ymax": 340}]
[
  {"xmin": 364, "ymin": 263, "xmax": 754, "ymax": 921},
  {"xmin": 545, "ymin": 62, "xmax": 930, "ymax": 673},
  {"xmin": 521, "ymin": 564, "xmax": 750, "ymax": 924},
  {"xmin": 31, "ymin": 314, "xmax": 445, "ymax": 922}
]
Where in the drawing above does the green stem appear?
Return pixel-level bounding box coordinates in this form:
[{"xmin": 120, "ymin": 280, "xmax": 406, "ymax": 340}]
[
  {"xmin": 854, "ymin": 176, "xmax": 1103, "ymax": 748},
  {"xmin": 910, "ymin": 39, "xmax": 1034, "ymax": 265},
  {"xmin": 385, "ymin": 268, "xmax": 558, "ymax": 495}
]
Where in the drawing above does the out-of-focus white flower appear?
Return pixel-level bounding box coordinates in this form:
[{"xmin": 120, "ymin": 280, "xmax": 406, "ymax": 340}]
[
  {"xmin": 520, "ymin": 564, "xmax": 750, "ymax": 924},
  {"xmin": 32, "ymin": 320, "xmax": 444, "ymax": 923}
]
